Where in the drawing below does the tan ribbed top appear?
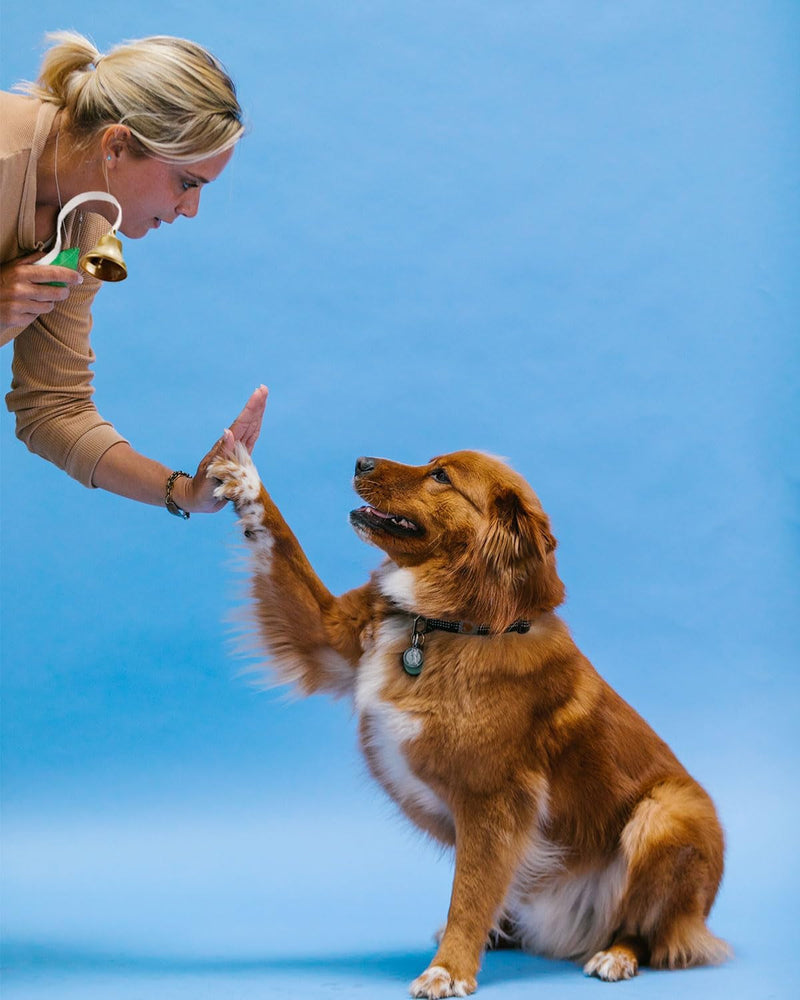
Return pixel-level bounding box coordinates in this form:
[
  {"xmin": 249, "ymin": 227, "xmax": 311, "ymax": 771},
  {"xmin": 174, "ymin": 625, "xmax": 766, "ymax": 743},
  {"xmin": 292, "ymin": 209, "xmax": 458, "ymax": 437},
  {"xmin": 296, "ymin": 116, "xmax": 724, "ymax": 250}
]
[{"xmin": 1, "ymin": 92, "xmax": 127, "ymax": 487}]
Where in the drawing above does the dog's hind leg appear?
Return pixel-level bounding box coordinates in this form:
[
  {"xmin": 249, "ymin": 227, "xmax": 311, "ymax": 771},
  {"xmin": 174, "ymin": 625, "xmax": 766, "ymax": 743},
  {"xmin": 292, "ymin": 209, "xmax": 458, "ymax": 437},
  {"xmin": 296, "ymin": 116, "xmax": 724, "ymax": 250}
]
[
  {"xmin": 585, "ymin": 779, "xmax": 730, "ymax": 981},
  {"xmin": 209, "ymin": 445, "xmax": 370, "ymax": 696}
]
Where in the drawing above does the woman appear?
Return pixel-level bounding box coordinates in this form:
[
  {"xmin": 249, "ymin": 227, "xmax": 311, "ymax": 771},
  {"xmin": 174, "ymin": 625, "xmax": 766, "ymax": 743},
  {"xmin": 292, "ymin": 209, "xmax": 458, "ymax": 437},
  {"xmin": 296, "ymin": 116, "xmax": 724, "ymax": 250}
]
[{"xmin": 0, "ymin": 31, "xmax": 266, "ymax": 518}]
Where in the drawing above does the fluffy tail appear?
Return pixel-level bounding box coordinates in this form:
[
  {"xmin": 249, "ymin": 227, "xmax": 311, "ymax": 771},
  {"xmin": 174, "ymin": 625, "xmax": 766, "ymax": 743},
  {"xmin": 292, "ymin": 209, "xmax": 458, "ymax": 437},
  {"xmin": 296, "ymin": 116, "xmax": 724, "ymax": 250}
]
[{"xmin": 650, "ymin": 917, "xmax": 732, "ymax": 969}]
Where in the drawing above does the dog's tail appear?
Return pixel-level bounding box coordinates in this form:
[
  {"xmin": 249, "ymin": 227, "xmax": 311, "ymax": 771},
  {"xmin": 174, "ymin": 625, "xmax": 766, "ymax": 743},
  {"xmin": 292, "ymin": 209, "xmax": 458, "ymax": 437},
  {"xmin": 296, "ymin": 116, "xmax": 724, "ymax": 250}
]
[{"xmin": 650, "ymin": 917, "xmax": 732, "ymax": 969}]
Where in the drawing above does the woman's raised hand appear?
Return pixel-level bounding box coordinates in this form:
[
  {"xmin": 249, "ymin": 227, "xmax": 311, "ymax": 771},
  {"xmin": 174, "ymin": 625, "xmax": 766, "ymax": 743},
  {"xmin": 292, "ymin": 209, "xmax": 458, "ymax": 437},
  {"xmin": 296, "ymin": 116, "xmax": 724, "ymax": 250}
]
[{"xmin": 185, "ymin": 384, "xmax": 268, "ymax": 513}]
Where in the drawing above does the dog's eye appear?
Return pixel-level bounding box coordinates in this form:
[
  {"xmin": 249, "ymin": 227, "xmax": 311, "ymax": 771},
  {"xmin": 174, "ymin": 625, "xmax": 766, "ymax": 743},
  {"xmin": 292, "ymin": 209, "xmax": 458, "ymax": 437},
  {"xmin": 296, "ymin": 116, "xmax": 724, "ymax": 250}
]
[{"xmin": 430, "ymin": 468, "xmax": 451, "ymax": 485}]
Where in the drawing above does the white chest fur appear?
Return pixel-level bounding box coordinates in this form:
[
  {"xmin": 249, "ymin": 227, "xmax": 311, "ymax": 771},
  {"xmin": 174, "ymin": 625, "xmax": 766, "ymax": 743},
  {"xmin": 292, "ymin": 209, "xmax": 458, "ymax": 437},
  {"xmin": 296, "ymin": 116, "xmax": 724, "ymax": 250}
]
[
  {"xmin": 355, "ymin": 618, "xmax": 451, "ymax": 823},
  {"xmin": 353, "ymin": 601, "xmax": 626, "ymax": 961}
]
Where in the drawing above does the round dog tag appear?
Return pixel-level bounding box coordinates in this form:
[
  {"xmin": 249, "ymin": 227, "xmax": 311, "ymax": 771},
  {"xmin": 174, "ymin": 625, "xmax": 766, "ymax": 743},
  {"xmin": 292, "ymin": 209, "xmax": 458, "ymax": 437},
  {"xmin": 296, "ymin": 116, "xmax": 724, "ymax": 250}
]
[{"xmin": 402, "ymin": 646, "xmax": 424, "ymax": 676}]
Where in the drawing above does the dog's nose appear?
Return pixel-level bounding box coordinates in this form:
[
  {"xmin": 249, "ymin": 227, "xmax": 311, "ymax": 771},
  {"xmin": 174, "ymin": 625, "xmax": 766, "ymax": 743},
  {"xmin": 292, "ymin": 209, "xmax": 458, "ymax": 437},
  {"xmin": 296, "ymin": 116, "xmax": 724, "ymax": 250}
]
[{"xmin": 355, "ymin": 456, "xmax": 376, "ymax": 476}]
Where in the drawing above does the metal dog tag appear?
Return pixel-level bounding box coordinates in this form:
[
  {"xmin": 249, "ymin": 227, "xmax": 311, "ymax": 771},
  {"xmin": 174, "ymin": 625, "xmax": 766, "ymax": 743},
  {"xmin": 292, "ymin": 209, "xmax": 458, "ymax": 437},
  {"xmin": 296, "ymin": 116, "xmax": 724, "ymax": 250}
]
[
  {"xmin": 402, "ymin": 615, "xmax": 427, "ymax": 676},
  {"xmin": 402, "ymin": 646, "xmax": 424, "ymax": 676}
]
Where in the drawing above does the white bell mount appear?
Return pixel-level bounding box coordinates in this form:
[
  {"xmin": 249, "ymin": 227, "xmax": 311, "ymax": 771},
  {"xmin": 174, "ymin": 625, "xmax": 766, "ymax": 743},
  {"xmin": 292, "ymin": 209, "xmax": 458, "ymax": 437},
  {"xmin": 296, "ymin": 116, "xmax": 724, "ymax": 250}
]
[{"xmin": 36, "ymin": 192, "xmax": 127, "ymax": 282}]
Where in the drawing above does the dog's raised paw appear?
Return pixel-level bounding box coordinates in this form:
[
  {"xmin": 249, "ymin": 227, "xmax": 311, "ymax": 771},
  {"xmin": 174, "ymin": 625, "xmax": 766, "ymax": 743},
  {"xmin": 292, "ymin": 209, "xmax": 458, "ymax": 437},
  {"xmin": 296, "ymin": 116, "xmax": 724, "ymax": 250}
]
[
  {"xmin": 583, "ymin": 948, "xmax": 638, "ymax": 982},
  {"xmin": 208, "ymin": 446, "xmax": 273, "ymax": 557},
  {"xmin": 208, "ymin": 445, "xmax": 261, "ymax": 507},
  {"xmin": 409, "ymin": 965, "xmax": 476, "ymax": 999}
]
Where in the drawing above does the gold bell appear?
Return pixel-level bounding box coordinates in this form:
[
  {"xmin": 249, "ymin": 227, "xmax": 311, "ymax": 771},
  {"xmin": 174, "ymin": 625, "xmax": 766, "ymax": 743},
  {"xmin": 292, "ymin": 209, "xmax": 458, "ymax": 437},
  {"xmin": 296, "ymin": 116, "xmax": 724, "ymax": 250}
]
[{"xmin": 79, "ymin": 232, "xmax": 128, "ymax": 282}]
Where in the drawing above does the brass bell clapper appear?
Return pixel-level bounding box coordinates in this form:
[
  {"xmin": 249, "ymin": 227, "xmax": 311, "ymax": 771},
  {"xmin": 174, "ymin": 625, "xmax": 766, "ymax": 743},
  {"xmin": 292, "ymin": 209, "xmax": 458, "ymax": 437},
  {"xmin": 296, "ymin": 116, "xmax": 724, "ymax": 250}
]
[{"xmin": 36, "ymin": 191, "xmax": 127, "ymax": 282}]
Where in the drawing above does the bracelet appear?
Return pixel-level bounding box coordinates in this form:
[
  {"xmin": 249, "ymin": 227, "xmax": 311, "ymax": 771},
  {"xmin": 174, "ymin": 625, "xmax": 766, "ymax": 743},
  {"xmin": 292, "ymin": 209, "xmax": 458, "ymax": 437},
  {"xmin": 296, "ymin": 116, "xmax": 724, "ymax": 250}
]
[{"xmin": 165, "ymin": 470, "xmax": 192, "ymax": 519}]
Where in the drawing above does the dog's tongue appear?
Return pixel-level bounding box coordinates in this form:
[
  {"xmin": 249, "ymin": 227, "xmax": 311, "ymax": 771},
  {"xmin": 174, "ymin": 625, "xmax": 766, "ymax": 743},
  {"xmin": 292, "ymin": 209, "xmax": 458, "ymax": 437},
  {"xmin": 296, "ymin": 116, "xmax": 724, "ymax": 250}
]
[
  {"xmin": 364, "ymin": 505, "xmax": 392, "ymax": 520},
  {"xmin": 358, "ymin": 506, "xmax": 418, "ymax": 531}
]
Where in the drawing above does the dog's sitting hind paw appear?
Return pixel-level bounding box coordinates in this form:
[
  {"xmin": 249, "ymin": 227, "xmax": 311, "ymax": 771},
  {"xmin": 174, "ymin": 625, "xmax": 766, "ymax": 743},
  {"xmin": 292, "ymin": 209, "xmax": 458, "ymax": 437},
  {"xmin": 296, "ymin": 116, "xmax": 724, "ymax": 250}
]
[{"xmin": 583, "ymin": 947, "xmax": 639, "ymax": 982}]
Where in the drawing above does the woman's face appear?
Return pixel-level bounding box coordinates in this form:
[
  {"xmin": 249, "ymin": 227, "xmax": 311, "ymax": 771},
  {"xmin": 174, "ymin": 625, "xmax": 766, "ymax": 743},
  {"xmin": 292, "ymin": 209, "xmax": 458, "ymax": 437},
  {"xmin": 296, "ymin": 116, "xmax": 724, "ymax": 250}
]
[{"xmin": 107, "ymin": 145, "xmax": 235, "ymax": 239}]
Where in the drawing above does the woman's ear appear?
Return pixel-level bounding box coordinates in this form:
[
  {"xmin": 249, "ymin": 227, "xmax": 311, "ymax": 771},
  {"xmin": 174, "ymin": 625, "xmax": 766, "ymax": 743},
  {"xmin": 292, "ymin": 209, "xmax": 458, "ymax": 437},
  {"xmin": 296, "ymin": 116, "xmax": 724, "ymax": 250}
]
[{"xmin": 100, "ymin": 125, "xmax": 133, "ymax": 164}]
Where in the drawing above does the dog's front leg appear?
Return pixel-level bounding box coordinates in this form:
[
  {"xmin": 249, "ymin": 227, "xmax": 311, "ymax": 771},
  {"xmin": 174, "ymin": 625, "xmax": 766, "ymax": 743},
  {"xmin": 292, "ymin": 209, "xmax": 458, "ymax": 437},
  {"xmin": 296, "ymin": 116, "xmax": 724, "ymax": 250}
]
[
  {"xmin": 208, "ymin": 445, "xmax": 366, "ymax": 694},
  {"xmin": 410, "ymin": 800, "xmax": 526, "ymax": 999}
]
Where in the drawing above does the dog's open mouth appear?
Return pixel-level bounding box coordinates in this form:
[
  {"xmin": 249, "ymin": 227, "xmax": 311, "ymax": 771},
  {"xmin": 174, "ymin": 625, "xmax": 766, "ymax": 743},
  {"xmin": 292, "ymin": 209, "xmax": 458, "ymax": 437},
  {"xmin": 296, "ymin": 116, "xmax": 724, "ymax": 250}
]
[{"xmin": 350, "ymin": 505, "xmax": 423, "ymax": 538}]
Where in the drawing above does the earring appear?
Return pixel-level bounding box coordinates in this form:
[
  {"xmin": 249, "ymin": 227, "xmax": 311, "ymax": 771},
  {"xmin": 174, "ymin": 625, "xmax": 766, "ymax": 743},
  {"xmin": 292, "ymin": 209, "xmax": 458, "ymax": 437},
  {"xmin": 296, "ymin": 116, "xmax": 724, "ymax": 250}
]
[{"xmin": 107, "ymin": 155, "xmax": 112, "ymax": 161}]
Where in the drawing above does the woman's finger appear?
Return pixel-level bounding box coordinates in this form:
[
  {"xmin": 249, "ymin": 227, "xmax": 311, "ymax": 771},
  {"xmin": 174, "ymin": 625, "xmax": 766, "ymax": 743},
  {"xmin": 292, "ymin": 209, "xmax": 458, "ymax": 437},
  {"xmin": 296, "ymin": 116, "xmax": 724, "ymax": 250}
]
[
  {"xmin": 27, "ymin": 265, "xmax": 84, "ymax": 289},
  {"xmin": 229, "ymin": 385, "xmax": 268, "ymax": 452}
]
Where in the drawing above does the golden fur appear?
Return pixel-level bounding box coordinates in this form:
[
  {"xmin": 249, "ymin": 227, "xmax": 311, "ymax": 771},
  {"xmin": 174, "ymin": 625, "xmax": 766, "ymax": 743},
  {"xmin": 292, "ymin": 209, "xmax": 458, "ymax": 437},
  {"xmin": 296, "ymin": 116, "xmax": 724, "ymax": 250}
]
[{"xmin": 209, "ymin": 446, "xmax": 729, "ymax": 998}]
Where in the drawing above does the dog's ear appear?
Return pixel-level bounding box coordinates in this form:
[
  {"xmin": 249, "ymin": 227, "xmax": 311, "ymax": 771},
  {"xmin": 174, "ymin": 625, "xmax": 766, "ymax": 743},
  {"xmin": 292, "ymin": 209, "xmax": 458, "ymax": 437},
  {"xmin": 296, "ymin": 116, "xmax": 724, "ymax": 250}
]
[
  {"xmin": 458, "ymin": 480, "xmax": 564, "ymax": 629},
  {"xmin": 489, "ymin": 487, "xmax": 557, "ymax": 567}
]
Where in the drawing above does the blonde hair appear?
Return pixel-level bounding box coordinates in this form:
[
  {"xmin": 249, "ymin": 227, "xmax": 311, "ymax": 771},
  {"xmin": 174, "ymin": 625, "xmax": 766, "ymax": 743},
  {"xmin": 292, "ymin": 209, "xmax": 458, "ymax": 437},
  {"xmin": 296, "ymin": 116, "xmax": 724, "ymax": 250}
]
[{"xmin": 17, "ymin": 30, "xmax": 245, "ymax": 162}]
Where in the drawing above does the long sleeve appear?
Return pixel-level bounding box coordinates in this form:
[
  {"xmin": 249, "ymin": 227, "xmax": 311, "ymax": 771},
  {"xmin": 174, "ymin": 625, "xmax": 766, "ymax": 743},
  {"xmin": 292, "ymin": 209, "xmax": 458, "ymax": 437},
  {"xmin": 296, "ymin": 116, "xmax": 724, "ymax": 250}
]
[
  {"xmin": 5, "ymin": 213, "xmax": 129, "ymax": 487},
  {"xmin": 2, "ymin": 93, "xmax": 129, "ymax": 487}
]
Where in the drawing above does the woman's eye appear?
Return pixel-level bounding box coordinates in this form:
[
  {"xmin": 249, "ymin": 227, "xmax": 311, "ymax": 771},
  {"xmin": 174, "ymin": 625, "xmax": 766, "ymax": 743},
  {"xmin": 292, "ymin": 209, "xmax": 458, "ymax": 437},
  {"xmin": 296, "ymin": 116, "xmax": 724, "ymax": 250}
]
[
  {"xmin": 181, "ymin": 180, "xmax": 198, "ymax": 192},
  {"xmin": 431, "ymin": 468, "xmax": 451, "ymax": 484}
]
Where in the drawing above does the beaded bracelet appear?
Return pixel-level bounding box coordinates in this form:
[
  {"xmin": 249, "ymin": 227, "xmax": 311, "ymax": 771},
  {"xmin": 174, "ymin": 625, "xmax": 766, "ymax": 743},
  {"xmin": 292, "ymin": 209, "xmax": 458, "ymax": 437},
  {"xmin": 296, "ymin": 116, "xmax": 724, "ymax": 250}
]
[{"xmin": 165, "ymin": 470, "xmax": 192, "ymax": 519}]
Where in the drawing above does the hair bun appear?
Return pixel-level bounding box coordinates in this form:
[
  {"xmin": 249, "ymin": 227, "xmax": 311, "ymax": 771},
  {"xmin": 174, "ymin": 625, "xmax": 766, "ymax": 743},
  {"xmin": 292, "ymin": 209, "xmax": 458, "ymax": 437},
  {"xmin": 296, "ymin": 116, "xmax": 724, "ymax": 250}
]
[{"xmin": 16, "ymin": 31, "xmax": 244, "ymax": 162}]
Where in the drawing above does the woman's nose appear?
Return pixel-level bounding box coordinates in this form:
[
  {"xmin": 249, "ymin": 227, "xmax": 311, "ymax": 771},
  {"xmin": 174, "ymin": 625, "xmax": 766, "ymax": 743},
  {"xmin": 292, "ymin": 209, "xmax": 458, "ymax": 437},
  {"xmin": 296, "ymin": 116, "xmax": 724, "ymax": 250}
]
[{"xmin": 177, "ymin": 189, "xmax": 201, "ymax": 218}]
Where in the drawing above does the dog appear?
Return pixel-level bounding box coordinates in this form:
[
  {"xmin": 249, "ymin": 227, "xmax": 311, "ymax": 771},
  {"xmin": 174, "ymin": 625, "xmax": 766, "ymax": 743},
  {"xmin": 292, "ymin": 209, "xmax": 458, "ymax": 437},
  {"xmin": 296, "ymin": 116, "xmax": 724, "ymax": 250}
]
[{"xmin": 208, "ymin": 445, "xmax": 729, "ymax": 998}]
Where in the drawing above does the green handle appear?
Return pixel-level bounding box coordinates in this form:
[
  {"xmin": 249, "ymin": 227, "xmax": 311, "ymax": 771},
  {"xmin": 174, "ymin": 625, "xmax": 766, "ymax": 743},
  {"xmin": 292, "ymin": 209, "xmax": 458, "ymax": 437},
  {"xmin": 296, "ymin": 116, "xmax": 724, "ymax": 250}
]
[{"xmin": 46, "ymin": 247, "xmax": 81, "ymax": 287}]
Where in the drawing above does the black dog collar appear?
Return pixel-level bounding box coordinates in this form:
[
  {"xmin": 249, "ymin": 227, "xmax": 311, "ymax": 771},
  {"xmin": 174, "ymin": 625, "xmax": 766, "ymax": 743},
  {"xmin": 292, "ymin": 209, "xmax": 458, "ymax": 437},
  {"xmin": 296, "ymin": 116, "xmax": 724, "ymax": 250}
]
[{"xmin": 401, "ymin": 614, "xmax": 531, "ymax": 676}]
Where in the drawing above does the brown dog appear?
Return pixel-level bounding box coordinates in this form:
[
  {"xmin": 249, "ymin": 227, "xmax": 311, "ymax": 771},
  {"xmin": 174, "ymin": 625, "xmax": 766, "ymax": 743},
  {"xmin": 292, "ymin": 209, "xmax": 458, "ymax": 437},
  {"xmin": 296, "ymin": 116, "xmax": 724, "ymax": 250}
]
[{"xmin": 209, "ymin": 446, "xmax": 729, "ymax": 998}]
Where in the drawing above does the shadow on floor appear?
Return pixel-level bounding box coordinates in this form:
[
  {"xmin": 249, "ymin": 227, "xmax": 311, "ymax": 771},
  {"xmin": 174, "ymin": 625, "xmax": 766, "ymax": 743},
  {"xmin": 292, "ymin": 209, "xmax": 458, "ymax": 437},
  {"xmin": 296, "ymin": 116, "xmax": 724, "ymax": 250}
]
[{"xmin": 2, "ymin": 940, "xmax": 574, "ymax": 986}]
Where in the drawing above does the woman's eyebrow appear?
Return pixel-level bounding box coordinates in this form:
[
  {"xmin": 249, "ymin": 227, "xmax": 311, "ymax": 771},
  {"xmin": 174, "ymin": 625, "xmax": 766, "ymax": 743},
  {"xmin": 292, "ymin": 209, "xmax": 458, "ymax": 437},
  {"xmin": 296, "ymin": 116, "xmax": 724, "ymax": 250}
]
[{"xmin": 184, "ymin": 170, "xmax": 211, "ymax": 185}]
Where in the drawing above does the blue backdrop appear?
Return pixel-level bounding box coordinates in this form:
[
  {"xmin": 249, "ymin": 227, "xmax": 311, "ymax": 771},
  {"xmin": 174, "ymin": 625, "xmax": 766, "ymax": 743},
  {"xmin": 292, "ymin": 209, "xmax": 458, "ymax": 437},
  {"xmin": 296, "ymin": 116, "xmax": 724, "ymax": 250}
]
[{"xmin": 1, "ymin": 3, "xmax": 798, "ymax": 998}]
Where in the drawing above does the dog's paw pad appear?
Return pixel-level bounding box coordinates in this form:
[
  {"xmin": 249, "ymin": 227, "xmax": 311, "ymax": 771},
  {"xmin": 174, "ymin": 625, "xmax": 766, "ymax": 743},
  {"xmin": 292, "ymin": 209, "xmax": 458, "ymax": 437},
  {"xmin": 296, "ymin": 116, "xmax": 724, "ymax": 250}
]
[
  {"xmin": 409, "ymin": 965, "xmax": 475, "ymax": 999},
  {"xmin": 583, "ymin": 949, "xmax": 638, "ymax": 981},
  {"xmin": 208, "ymin": 445, "xmax": 261, "ymax": 506}
]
